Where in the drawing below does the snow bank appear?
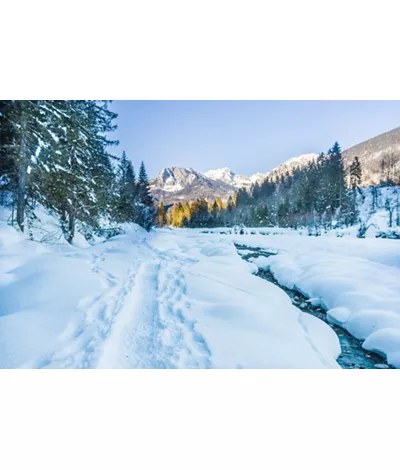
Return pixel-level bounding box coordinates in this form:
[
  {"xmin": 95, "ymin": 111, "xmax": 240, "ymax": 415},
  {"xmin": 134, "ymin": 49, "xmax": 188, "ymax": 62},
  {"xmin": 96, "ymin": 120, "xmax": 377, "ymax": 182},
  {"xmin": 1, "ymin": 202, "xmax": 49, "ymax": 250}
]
[
  {"xmin": 0, "ymin": 223, "xmax": 341, "ymax": 368},
  {"xmin": 0, "ymin": 208, "xmax": 151, "ymax": 368},
  {"xmin": 224, "ymin": 233, "xmax": 400, "ymax": 367},
  {"xmin": 363, "ymin": 329, "xmax": 400, "ymax": 368},
  {"xmin": 0, "ymin": 221, "xmax": 25, "ymax": 247},
  {"xmin": 152, "ymin": 231, "xmax": 341, "ymax": 368}
]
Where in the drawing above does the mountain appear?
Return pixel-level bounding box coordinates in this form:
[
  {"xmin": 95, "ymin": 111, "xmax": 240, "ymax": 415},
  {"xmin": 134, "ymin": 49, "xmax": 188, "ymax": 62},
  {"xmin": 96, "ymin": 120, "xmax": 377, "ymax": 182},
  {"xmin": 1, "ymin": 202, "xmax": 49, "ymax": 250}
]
[
  {"xmin": 342, "ymin": 126, "xmax": 400, "ymax": 185},
  {"xmin": 150, "ymin": 153, "xmax": 342, "ymax": 205},
  {"xmin": 204, "ymin": 167, "xmax": 266, "ymax": 189},
  {"xmin": 264, "ymin": 127, "xmax": 400, "ymax": 186},
  {"xmin": 150, "ymin": 167, "xmax": 268, "ymax": 205},
  {"xmin": 150, "ymin": 154, "xmax": 320, "ymax": 205},
  {"xmin": 264, "ymin": 153, "xmax": 319, "ymax": 181},
  {"xmin": 150, "ymin": 167, "xmax": 238, "ymax": 205},
  {"xmin": 150, "ymin": 127, "xmax": 400, "ymax": 205}
]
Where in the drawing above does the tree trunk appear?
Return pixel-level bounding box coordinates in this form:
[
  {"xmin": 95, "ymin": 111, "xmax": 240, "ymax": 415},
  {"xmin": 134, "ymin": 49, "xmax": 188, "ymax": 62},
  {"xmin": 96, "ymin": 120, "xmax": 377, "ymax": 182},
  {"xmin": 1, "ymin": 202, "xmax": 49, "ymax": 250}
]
[
  {"xmin": 67, "ymin": 204, "xmax": 75, "ymax": 244},
  {"xmin": 16, "ymin": 105, "xmax": 28, "ymax": 232}
]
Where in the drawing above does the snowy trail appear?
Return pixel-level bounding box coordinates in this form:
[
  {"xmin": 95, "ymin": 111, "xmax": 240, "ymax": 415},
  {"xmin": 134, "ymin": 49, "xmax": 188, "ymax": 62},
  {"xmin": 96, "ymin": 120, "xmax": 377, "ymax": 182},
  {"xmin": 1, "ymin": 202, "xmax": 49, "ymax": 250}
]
[
  {"xmin": 96, "ymin": 256, "xmax": 212, "ymax": 369},
  {"xmin": 1, "ymin": 225, "xmax": 346, "ymax": 369},
  {"xmin": 25, "ymin": 235, "xmax": 213, "ymax": 369}
]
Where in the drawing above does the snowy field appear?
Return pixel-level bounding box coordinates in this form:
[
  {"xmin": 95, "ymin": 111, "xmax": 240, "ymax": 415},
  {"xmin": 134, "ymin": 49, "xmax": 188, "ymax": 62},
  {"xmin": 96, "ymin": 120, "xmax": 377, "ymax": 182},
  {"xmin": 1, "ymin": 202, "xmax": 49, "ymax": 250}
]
[{"xmin": 1, "ymin": 219, "xmax": 399, "ymax": 368}]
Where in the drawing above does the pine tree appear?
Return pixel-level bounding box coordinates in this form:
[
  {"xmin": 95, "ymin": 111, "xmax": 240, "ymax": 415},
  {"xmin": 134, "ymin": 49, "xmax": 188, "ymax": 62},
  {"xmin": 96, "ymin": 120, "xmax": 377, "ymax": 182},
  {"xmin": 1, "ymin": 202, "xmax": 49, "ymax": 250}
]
[
  {"xmin": 0, "ymin": 101, "xmax": 17, "ymax": 204},
  {"xmin": 183, "ymin": 202, "xmax": 191, "ymax": 224},
  {"xmin": 0, "ymin": 100, "xmax": 69, "ymax": 231},
  {"xmin": 349, "ymin": 156, "xmax": 362, "ymax": 189},
  {"xmin": 116, "ymin": 151, "xmax": 138, "ymax": 223},
  {"xmin": 209, "ymin": 200, "xmax": 218, "ymax": 226},
  {"xmin": 157, "ymin": 202, "xmax": 167, "ymax": 226},
  {"xmin": 227, "ymin": 195, "xmax": 234, "ymax": 212},
  {"xmin": 136, "ymin": 161, "xmax": 155, "ymax": 230},
  {"xmin": 190, "ymin": 198, "xmax": 209, "ymax": 227},
  {"xmin": 236, "ymin": 188, "xmax": 250, "ymax": 207},
  {"xmin": 0, "ymin": 100, "xmax": 119, "ymax": 241},
  {"xmin": 138, "ymin": 161, "xmax": 153, "ymax": 207},
  {"xmin": 43, "ymin": 100, "xmax": 118, "ymax": 242},
  {"xmin": 215, "ymin": 197, "xmax": 224, "ymax": 211},
  {"xmin": 172, "ymin": 202, "xmax": 184, "ymax": 227}
]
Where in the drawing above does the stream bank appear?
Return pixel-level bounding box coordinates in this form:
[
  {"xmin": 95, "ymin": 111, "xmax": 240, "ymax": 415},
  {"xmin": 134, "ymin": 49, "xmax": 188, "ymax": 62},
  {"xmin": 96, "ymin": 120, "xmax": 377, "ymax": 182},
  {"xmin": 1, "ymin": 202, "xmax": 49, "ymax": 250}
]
[{"xmin": 235, "ymin": 243, "xmax": 391, "ymax": 369}]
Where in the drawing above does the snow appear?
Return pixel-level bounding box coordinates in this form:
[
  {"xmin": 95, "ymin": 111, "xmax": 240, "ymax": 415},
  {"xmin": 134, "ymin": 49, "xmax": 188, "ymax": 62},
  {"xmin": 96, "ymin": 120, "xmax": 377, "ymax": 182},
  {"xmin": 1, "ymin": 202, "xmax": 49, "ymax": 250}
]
[
  {"xmin": 204, "ymin": 155, "xmax": 322, "ymax": 190},
  {"xmin": 0, "ymin": 217, "xmax": 341, "ymax": 368},
  {"xmin": 151, "ymin": 167, "xmax": 201, "ymax": 193},
  {"xmin": 215, "ymin": 231, "xmax": 400, "ymax": 368},
  {"xmin": 204, "ymin": 167, "xmax": 266, "ymax": 189},
  {"xmin": 363, "ymin": 329, "xmax": 400, "ymax": 368},
  {"xmin": 204, "ymin": 167, "xmax": 235, "ymax": 184},
  {"xmin": 265, "ymin": 153, "xmax": 318, "ymax": 180},
  {"xmin": 2, "ymin": 195, "xmax": 399, "ymax": 368}
]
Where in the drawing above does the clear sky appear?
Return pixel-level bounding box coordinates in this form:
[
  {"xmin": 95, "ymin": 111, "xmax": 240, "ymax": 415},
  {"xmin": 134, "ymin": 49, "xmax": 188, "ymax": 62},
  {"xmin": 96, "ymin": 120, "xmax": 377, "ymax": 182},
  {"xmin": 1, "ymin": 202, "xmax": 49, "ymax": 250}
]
[{"xmin": 109, "ymin": 101, "xmax": 400, "ymax": 178}]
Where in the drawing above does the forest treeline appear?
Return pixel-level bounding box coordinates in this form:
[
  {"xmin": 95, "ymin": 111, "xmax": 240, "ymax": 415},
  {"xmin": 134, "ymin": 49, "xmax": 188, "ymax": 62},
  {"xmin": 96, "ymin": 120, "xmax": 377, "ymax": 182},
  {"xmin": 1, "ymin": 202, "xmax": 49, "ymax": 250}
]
[
  {"xmin": 0, "ymin": 100, "xmax": 154, "ymax": 242},
  {"xmin": 1, "ymin": 104, "xmax": 398, "ymax": 239},
  {"xmin": 159, "ymin": 142, "xmax": 399, "ymax": 230}
]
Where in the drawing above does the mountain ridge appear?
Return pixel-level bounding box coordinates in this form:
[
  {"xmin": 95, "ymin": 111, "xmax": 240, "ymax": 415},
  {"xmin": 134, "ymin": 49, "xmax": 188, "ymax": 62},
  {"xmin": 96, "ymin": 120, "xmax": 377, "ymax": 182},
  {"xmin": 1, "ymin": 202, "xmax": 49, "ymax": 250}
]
[{"xmin": 150, "ymin": 126, "xmax": 400, "ymax": 204}]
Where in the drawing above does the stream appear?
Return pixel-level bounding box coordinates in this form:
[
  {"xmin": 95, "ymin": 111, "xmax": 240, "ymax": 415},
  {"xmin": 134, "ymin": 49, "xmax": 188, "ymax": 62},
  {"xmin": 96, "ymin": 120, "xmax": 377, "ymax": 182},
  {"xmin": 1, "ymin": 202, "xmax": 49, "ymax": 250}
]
[{"xmin": 235, "ymin": 243, "xmax": 391, "ymax": 369}]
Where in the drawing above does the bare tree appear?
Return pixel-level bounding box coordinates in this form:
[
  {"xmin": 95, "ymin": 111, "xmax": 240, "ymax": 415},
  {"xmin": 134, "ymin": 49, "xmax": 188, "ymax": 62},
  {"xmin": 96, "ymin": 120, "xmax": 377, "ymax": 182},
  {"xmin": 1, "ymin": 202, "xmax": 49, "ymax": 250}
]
[
  {"xmin": 385, "ymin": 197, "xmax": 396, "ymax": 228},
  {"xmin": 380, "ymin": 150, "xmax": 398, "ymax": 185}
]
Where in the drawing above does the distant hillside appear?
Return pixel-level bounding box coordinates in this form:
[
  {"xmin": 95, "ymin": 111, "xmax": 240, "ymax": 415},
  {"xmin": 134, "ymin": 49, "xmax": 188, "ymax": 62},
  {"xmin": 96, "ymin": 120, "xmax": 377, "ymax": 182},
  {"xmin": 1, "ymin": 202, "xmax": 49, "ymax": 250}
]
[
  {"xmin": 150, "ymin": 127, "xmax": 400, "ymax": 205},
  {"xmin": 264, "ymin": 153, "xmax": 319, "ymax": 181},
  {"xmin": 342, "ymin": 126, "xmax": 400, "ymax": 185}
]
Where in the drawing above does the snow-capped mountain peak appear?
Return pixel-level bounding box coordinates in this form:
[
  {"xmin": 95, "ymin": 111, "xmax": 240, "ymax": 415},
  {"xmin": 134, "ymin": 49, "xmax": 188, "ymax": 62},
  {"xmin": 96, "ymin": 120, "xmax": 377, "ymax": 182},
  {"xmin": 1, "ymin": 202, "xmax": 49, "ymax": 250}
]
[
  {"xmin": 204, "ymin": 167, "xmax": 266, "ymax": 189},
  {"xmin": 150, "ymin": 167, "xmax": 238, "ymax": 204},
  {"xmin": 265, "ymin": 153, "xmax": 319, "ymax": 180},
  {"xmin": 204, "ymin": 167, "xmax": 236, "ymax": 185},
  {"xmin": 151, "ymin": 167, "xmax": 204, "ymax": 193}
]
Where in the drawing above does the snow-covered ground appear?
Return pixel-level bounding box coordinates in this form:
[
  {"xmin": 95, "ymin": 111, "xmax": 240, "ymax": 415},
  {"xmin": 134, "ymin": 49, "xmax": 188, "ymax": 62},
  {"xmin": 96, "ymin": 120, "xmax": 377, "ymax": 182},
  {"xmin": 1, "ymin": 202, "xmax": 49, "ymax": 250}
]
[
  {"xmin": 218, "ymin": 231, "xmax": 400, "ymax": 368},
  {"xmin": 1, "ymin": 198, "xmax": 399, "ymax": 368},
  {"xmin": 1, "ymin": 217, "xmax": 344, "ymax": 368}
]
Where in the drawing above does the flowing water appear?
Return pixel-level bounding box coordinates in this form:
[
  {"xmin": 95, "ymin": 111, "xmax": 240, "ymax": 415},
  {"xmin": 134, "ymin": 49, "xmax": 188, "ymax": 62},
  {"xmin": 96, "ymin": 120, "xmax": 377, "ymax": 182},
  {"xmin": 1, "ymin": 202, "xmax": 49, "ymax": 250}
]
[{"xmin": 235, "ymin": 243, "xmax": 391, "ymax": 369}]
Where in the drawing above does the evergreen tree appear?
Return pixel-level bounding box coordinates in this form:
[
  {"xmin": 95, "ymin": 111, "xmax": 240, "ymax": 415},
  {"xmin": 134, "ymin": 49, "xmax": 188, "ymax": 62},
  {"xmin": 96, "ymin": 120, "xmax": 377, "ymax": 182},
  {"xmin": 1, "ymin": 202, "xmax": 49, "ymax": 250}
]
[
  {"xmin": 0, "ymin": 100, "xmax": 70, "ymax": 231},
  {"xmin": 0, "ymin": 100, "xmax": 161, "ymax": 239},
  {"xmin": 40, "ymin": 100, "xmax": 118, "ymax": 242},
  {"xmin": 349, "ymin": 156, "xmax": 362, "ymax": 189},
  {"xmin": 157, "ymin": 202, "xmax": 167, "ymax": 226},
  {"xmin": 138, "ymin": 161, "xmax": 153, "ymax": 206},
  {"xmin": 172, "ymin": 202, "xmax": 184, "ymax": 227},
  {"xmin": 327, "ymin": 142, "xmax": 347, "ymax": 210},
  {"xmin": 183, "ymin": 202, "xmax": 191, "ymax": 224},
  {"xmin": 115, "ymin": 151, "xmax": 138, "ymax": 224},
  {"xmin": 227, "ymin": 195, "xmax": 234, "ymax": 212},
  {"xmin": 209, "ymin": 200, "xmax": 219, "ymax": 226},
  {"xmin": 215, "ymin": 197, "xmax": 224, "ymax": 211},
  {"xmin": 0, "ymin": 101, "xmax": 17, "ymax": 204},
  {"xmin": 190, "ymin": 198, "xmax": 209, "ymax": 227},
  {"xmin": 136, "ymin": 161, "xmax": 155, "ymax": 230}
]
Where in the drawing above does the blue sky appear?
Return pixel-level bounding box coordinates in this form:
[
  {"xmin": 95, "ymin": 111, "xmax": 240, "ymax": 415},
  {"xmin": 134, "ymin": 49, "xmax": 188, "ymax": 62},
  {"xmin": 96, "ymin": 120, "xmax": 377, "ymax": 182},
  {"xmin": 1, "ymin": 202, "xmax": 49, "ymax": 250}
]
[{"xmin": 109, "ymin": 101, "xmax": 400, "ymax": 178}]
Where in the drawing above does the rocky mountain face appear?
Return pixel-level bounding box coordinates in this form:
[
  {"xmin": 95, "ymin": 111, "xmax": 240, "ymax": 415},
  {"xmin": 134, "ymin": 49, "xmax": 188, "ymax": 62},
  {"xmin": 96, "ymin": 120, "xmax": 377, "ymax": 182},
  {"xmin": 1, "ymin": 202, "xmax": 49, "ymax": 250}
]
[
  {"xmin": 150, "ymin": 167, "xmax": 238, "ymax": 205},
  {"xmin": 150, "ymin": 126, "xmax": 400, "ymax": 204}
]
